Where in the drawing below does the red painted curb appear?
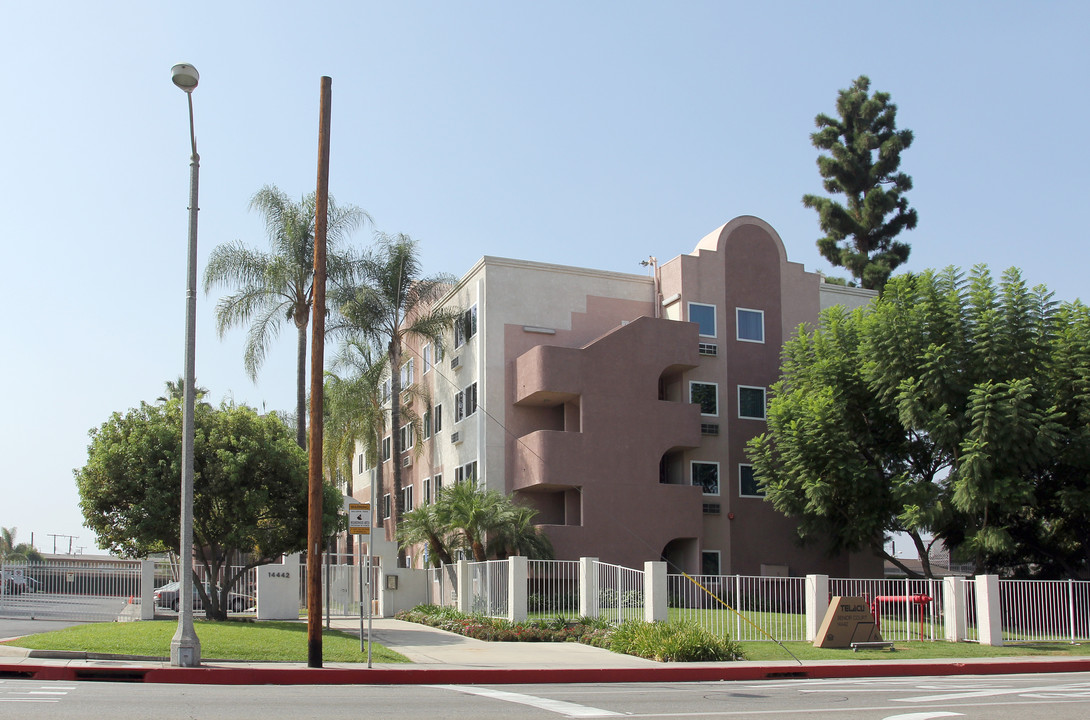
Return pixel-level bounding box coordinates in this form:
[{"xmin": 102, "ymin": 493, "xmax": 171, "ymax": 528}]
[{"xmin": 5, "ymin": 659, "xmax": 1090, "ymax": 685}]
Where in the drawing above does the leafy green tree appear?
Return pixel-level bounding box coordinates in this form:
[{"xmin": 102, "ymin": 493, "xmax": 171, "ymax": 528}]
[
  {"xmin": 803, "ymin": 75, "xmax": 917, "ymax": 291},
  {"xmin": 203, "ymin": 185, "xmax": 368, "ymax": 448},
  {"xmin": 749, "ymin": 267, "xmax": 1090, "ymax": 577},
  {"xmin": 332, "ymin": 233, "xmax": 461, "ymax": 549},
  {"xmin": 75, "ymin": 395, "xmax": 343, "ymax": 619}
]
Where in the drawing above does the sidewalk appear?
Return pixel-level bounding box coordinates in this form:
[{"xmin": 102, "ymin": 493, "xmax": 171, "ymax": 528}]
[{"xmin": 3, "ymin": 617, "xmax": 1090, "ymax": 685}]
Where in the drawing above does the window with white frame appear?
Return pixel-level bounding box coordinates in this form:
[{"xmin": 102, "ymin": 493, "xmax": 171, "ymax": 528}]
[
  {"xmin": 401, "ymin": 357, "xmax": 414, "ymax": 387},
  {"xmin": 739, "ymin": 464, "xmax": 765, "ymax": 497},
  {"xmin": 422, "ymin": 477, "xmax": 431, "ymax": 505},
  {"xmin": 423, "ymin": 344, "xmax": 432, "ymax": 374},
  {"xmin": 402, "ymin": 485, "xmax": 414, "ymax": 513},
  {"xmin": 434, "ymin": 472, "xmax": 443, "ymax": 498},
  {"xmin": 382, "ymin": 436, "xmax": 391, "ymax": 461},
  {"xmin": 688, "ymin": 302, "xmax": 717, "ymax": 338},
  {"xmin": 358, "ymin": 453, "xmax": 364, "ymax": 475},
  {"xmin": 738, "ymin": 386, "xmax": 767, "ymax": 420},
  {"xmin": 423, "ymin": 406, "xmax": 432, "ymax": 440},
  {"xmin": 435, "ymin": 343, "xmax": 444, "ymax": 364},
  {"xmin": 736, "ymin": 308, "xmax": 764, "ymax": 343},
  {"xmin": 454, "ymin": 306, "xmax": 478, "ymax": 348},
  {"xmin": 434, "ymin": 403, "xmax": 443, "ymax": 434},
  {"xmin": 692, "ymin": 461, "xmax": 720, "ymax": 495},
  {"xmin": 701, "ymin": 550, "xmax": 721, "ymax": 576},
  {"xmin": 399, "ymin": 423, "xmax": 414, "ymax": 451},
  {"xmin": 383, "ymin": 493, "xmax": 391, "ymax": 519},
  {"xmin": 689, "ymin": 381, "xmax": 718, "ymax": 416},
  {"xmin": 381, "ymin": 377, "xmax": 391, "ymax": 403},
  {"xmin": 454, "ymin": 382, "xmax": 478, "ymax": 422}
]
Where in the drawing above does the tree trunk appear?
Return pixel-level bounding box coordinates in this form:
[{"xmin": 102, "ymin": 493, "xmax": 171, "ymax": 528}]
[
  {"xmin": 295, "ymin": 322, "xmax": 308, "ymax": 449},
  {"xmin": 389, "ymin": 338, "xmax": 406, "ymax": 566}
]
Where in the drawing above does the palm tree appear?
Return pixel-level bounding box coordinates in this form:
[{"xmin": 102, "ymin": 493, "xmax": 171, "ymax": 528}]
[
  {"xmin": 1, "ymin": 527, "xmax": 43, "ymax": 563},
  {"xmin": 441, "ymin": 480, "xmax": 508, "ymax": 562},
  {"xmin": 332, "ymin": 232, "xmax": 462, "ymax": 555},
  {"xmin": 156, "ymin": 376, "xmax": 209, "ymax": 405},
  {"xmin": 203, "ymin": 185, "xmax": 368, "ymax": 448},
  {"xmin": 487, "ymin": 503, "xmax": 554, "ymax": 560},
  {"xmin": 396, "ymin": 503, "xmax": 455, "ymax": 568}
]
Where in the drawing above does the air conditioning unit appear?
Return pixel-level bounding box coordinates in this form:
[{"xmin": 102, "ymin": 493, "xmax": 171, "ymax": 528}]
[
  {"xmin": 402, "ymin": 456, "xmax": 412, "ymax": 468},
  {"xmin": 451, "ymin": 355, "xmax": 461, "ymax": 369},
  {"xmin": 451, "ymin": 431, "xmax": 462, "ymax": 445},
  {"xmin": 401, "ymin": 391, "xmax": 413, "ymax": 406}
]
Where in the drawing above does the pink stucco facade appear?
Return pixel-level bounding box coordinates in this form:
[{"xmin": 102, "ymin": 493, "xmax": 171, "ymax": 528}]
[{"xmin": 353, "ymin": 216, "xmax": 881, "ymax": 577}]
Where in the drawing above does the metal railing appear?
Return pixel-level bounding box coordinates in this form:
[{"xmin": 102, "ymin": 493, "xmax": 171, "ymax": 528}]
[
  {"xmin": 595, "ymin": 561, "xmax": 644, "ymax": 623},
  {"xmin": 470, "ymin": 560, "xmax": 509, "ymax": 618},
  {"xmin": 1000, "ymin": 578, "xmax": 1090, "ymax": 643},
  {"xmin": 668, "ymin": 574, "xmax": 807, "ymax": 642},
  {"xmin": 830, "ymin": 576, "xmax": 944, "ymax": 641},
  {"xmin": 528, "ymin": 559, "xmax": 580, "ymax": 619},
  {"xmin": 1, "ymin": 559, "xmax": 142, "ymax": 621}
]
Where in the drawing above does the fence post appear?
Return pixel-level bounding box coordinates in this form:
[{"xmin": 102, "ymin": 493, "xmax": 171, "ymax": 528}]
[
  {"xmin": 943, "ymin": 576, "xmax": 966, "ymax": 642},
  {"xmin": 579, "ymin": 557, "xmax": 599, "ymax": 618},
  {"xmin": 140, "ymin": 560, "xmax": 156, "ymax": 620},
  {"xmin": 456, "ymin": 558, "xmax": 471, "ymax": 614},
  {"xmin": 644, "ymin": 561, "xmax": 667, "ymax": 623},
  {"xmin": 805, "ymin": 574, "xmax": 829, "ymax": 642},
  {"xmin": 975, "ymin": 574, "xmax": 1003, "ymax": 646},
  {"xmin": 508, "ymin": 556, "xmax": 528, "ymax": 623}
]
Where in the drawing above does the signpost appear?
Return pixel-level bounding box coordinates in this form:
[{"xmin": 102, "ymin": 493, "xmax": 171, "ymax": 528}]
[{"xmin": 347, "ymin": 502, "xmax": 372, "ymax": 664}]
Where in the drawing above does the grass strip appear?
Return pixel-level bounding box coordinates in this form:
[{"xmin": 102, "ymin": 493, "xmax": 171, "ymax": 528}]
[{"xmin": 1, "ymin": 620, "xmax": 409, "ymax": 663}]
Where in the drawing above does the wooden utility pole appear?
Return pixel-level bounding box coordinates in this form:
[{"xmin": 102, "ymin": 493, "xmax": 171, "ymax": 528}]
[{"xmin": 307, "ymin": 75, "xmax": 332, "ymax": 669}]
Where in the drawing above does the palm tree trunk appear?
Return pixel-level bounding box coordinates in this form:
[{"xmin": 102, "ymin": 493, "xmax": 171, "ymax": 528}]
[
  {"xmin": 389, "ymin": 338, "xmax": 406, "ymax": 566},
  {"xmin": 296, "ymin": 323, "xmax": 308, "ymax": 449}
]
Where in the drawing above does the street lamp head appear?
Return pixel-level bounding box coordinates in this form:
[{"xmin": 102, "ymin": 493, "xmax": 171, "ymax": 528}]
[{"xmin": 171, "ymin": 63, "xmax": 199, "ymax": 93}]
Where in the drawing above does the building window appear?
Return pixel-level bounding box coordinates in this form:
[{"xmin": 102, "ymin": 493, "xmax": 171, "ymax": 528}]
[
  {"xmin": 382, "ymin": 436, "xmax": 391, "ymax": 461},
  {"xmin": 383, "ymin": 493, "xmax": 391, "ymax": 519},
  {"xmin": 738, "ymin": 386, "xmax": 767, "ymax": 420},
  {"xmin": 358, "ymin": 453, "xmax": 364, "ymax": 475},
  {"xmin": 701, "ymin": 550, "xmax": 721, "ymax": 576},
  {"xmin": 423, "ymin": 344, "xmax": 432, "ymax": 374},
  {"xmin": 422, "ymin": 477, "xmax": 431, "ymax": 505},
  {"xmin": 434, "ymin": 473, "xmax": 443, "ymax": 498},
  {"xmin": 401, "ymin": 357, "xmax": 414, "ymax": 387},
  {"xmin": 688, "ymin": 302, "xmax": 717, "ymax": 338},
  {"xmin": 739, "ymin": 464, "xmax": 765, "ymax": 497},
  {"xmin": 455, "ymin": 382, "xmax": 478, "ymax": 422},
  {"xmin": 399, "ymin": 423, "xmax": 414, "ymax": 451},
  {"xmin": 435, "ymin": 343, "xmax": 444, "ymax": 364},
  {"xmin": 737, "ymin": 308, "xmax": 764, "ymax": 343},
  {"xmin": 402, "ymin": 485, "xmax": 414, "ymax": 513},
  {"xmin": 423, "ymin": 407, "xmax": 432, "ymax": 440},
  {"xmin": 434, "ymin": 403, "xmax": 443, "ymax": 434},
  {"xmin": 454, "ymin": 306, "xmax": 478, "ymax": 348},
  {"xmin": 455, "ymin": 461, "xmax": 478, "ymax": 485},
  {"xmin": 692, "ymin": 461, "xmax": 720, "ymax": 495},
  {"xmin": 689, "ymin": 381, "xmax": 718, "ymax": 416},
  {"xmin": 381, "ymin": 377, "xmax": 391, "ymax": 403}
]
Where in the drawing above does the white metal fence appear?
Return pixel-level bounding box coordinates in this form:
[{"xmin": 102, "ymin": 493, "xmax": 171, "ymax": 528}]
[
  {"xmin": 668, "ymin": 574, "xmax": 807, "ymax": 642},
  {"xmin": 1000, "ymin": 578, "xmax": 1090, "ymax": 643},
  {"xmin": 528, "ymin": 559, "xmax": 580, "ymax": 619},
  {"xmin": 1, "ymin": 560, "xmax": 142, "ymax": 621},
  {"xmin": 595, "ymin": 561, "xmax": 644, "ymax": 623},
  {"xmin": 470, "ymin": 560, "xmax": 509, "ymax": 617}
]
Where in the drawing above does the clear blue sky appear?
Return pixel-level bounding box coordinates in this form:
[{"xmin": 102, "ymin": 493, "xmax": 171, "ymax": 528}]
[{"xmin": 2, "ymin": 2, "xmax": 1086, "ymax": 554}]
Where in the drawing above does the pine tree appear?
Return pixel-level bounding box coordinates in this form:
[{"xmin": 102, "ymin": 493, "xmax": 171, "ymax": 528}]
[{"xmin": 803, "ymin": 75, "xmax": 917, "ymax": 291}]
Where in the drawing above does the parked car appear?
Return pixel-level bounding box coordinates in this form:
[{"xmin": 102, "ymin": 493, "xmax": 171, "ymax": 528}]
[{"xmin": 153, "ymin": 581, "xmax": 253, "ymax": 612}]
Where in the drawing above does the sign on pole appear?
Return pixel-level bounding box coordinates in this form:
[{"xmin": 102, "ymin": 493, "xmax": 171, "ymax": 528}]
[{"xmin": 348, "ymin": 503, "xmax": 371, "ymax": 535}]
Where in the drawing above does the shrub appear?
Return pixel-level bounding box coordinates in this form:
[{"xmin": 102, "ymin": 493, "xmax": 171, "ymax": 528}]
[{"xmin": 608, "ymin": 620, "xmax": 745, "ymax": 662}]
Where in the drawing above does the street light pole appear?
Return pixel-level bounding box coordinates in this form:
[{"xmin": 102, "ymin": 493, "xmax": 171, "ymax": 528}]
[{"xmin": 169, "ymin": 62, "xmax": 201, "ymax": 668}]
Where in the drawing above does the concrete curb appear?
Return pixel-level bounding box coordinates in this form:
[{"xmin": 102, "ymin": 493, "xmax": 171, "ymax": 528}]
[{"xmin": 6, "ymin": 658, "xmax": 1090, "ymax": 685}]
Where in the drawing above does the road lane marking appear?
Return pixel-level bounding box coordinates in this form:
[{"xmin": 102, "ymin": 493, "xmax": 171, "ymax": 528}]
[
  {"xmin": 431, "ymin": 684, "xmax": 623, "ymax": 717},
  {"xmin": 897, "ymin": 682, "xmax": 1090, "ymax": 703},
  {"xmin": 881, "ymin": 713, "xmax": 964, "ymax": 720}
]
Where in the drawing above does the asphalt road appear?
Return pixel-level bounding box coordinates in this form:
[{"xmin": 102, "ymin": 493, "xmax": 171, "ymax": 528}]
[
  {"xmin": 0, "ymin": 617, "xmax": 87, "ymax": 641},
  {"xmin": 3, "ymin": 672, "xmax": 1090, "ymax": 719}
]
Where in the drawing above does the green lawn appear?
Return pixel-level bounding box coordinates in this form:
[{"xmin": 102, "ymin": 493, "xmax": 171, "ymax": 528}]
[{"xmin": 1, "ymin": 620, "xmax": 410, "ymax": 663}]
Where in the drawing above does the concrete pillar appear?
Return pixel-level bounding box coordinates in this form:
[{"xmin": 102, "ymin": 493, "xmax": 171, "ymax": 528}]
[
  {"xmin": 456, "ymin": 558, "xmax": 471, "ymax": 614},
  {"xmin": 508, "ymin": 556, "xmax": 528, "ymax": 623},
  {"xmin": 975, "ymin": 574, "xmax": 1003, "ymax": 646},
  {"xmin": 943, "ymin": 576, "xmax": 966, "ymax": 642},
  {"xmin": 805, "ymin": 574, "xmax": 829, "ymax": 642},
  {"xmin": 140, "ymin": 560, "xmax": 156, "ymax": 620},
  {"xmin": 644, "ymin": 561, "xmax": 667, "ymax": 623},
  {"xmin": 579, "ymin": 557, "xmax": 599, "ymax": 618}
]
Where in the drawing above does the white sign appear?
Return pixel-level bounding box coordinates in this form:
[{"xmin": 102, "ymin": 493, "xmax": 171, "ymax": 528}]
[{"xmin": 348, "ymin": 502, "xmax": 371, "ymax": 536}]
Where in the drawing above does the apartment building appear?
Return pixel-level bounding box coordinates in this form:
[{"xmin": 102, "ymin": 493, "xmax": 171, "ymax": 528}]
[{"xmin": 353, "ymin": 215, "xmax": 880, "ymax": 577}]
